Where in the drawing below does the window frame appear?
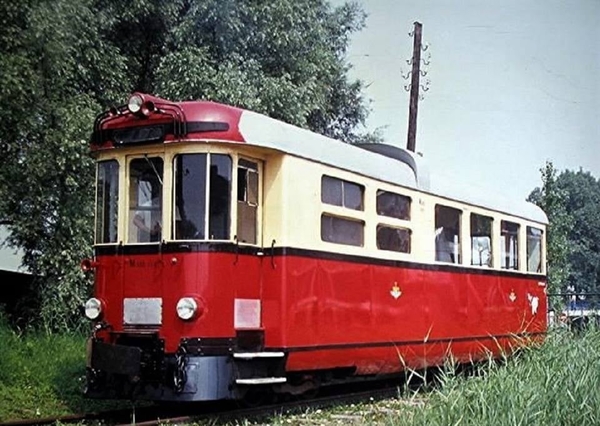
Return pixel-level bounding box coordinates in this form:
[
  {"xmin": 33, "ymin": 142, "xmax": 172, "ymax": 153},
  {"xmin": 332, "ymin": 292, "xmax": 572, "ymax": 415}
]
[
  {"xmin": 321, "ymin": 175, "xmax": 364, "ymax": 211},
  {"xmin": 172, "ymin": 153, "xmax": 232, "ymax": 242},
  {"xmin": 434, "ymin": 204, "xmax": 462, "ymax": 264},
  {"xmin": 127, "ymin": 156, "xmax": 164, "ymax": 244},
  {"xmin": 501, "ymin": 220, "xmax": 520, "ymax": 270},
  {"xmin": 470, "ymin": 213, "xmax": 493, "ymax": 267},
  {"xmin": 526, "ymin": 226, "xmax": 544, "ymax": 273},
  {"xmin": 236, "ymin": 156, "xmax": 261, "ymax": 245},
  {"xmin": 95, "ymin": 159, "xmax": 120, "ymax": 245}
]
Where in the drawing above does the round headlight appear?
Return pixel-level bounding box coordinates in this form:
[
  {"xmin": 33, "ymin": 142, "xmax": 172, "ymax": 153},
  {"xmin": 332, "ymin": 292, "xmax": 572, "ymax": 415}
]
[
  {"xmin": 128, "ymin": 94, "xmax": 144, "ymax": 114},
  {"xmin": 84, "ymin": 298, "xmax": 103, "ymax": 320},
  {"xmin": 176, "ymin": 297, "xmax": 198, "ymax": 321}
]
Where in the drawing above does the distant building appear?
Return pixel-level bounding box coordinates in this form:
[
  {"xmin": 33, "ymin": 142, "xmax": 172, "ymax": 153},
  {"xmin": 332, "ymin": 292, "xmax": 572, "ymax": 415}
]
[{"xmin": 0, "ymin": 224, "xmax": 34, "ymax": 316}]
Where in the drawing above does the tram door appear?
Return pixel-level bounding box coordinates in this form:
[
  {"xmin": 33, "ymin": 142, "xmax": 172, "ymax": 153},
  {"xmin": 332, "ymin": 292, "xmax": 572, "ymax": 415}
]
[{"xmin": 233, "ymin": 157, "xmax": 264, "ymax": 330}]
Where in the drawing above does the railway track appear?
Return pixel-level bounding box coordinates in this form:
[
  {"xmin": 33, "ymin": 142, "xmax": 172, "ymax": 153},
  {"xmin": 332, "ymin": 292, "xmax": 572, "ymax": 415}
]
[{"xmin": 0, "ymin": 381, "xmax": 403, "ymax": 426}]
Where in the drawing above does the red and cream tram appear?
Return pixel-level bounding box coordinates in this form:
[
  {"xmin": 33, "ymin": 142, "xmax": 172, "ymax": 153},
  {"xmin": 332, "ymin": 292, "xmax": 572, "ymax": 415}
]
[{"xmin": 84, "ymin": 93, "xmax": 547, "ymax": 401}]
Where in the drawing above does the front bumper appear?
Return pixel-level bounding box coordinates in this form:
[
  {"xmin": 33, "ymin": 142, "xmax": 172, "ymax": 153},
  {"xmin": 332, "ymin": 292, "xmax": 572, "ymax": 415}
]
[{"xmin": 85, "ymin": 338, "xmax": 236, "ymax": 401}]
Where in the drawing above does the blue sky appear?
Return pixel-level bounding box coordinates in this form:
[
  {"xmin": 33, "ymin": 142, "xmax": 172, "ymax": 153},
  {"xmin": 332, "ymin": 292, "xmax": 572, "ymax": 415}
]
[{"xmin": 333, "ymin": 0, "xmax": 600, "ymax": 200}]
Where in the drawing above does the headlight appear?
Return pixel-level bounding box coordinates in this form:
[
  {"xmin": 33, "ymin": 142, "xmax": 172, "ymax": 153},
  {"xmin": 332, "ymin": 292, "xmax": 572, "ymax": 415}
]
[
  {"xmin": 176, "ymin": 297, "xmax": 198, "ymax": 321},
  {"xmin": 84, "ymin": 298, "xmax": 103, "ymax": 320},
  {"xmin": 128, "ymin": 94, "xmax": 144, "ymax": 114}
]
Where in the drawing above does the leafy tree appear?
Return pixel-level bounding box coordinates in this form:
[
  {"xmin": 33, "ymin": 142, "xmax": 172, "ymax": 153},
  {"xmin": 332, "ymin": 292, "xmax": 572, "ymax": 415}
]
[
  {"xmin": 528, "ymin": 162, "xmax": 573, "ymax": 300},
  {"xmin": 0, "ymin": 0, "xmax": 373, "ymax": 331},
  {"xmin": 529, "ymin": 163, "xmax": 600, "ymax": 309},
  {"xmin": 555, "ymin": 170, "xmax": 600, "ymax": 302},
  {"xmin": 0, "ymin": 0, "xmax": 127, "ymax": 331}
]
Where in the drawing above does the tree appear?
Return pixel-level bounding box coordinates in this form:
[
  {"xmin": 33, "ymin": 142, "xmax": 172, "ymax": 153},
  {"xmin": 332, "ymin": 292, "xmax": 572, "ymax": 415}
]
[
  {"xmin": 0, "ymin": 0, "xmax": 373, "ymax": 330},
  {"xmin": 529, "ymin": 163, "xmax": 600, "ymax": 309},
  {"xmin": 554, "ymin": 170, "xmax": 600, "ymax": 302},
  {"xmin": 528, "ymin": 162, "xmax": 573, "ymax": 301}
]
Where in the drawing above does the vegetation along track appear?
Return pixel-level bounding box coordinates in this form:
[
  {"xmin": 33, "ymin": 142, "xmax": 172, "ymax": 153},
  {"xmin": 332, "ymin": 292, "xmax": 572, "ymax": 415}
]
[{"xmin": 0, "ymin": 382, "xmax": 403, "ymax": 426}]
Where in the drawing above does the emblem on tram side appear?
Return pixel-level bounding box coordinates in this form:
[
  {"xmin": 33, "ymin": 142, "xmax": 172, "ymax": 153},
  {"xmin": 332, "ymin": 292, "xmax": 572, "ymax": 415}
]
[
  {"xmin": 527, "ymin": 293, "xmax": 539, "ymax": 315},
  {"xmin": 390, "ymin": 283, "xmax": 402, "ymax": 300},
  {"xmin": 508, "ymin": 290, "xmax": 517, "ymax": 302}
]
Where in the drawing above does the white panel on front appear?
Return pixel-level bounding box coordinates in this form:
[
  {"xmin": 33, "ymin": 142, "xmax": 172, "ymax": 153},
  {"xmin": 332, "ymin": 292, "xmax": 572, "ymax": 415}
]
[
  {"xmin": 234, "ymin": 298, "xmax": 261, "ymax": 329},
  {"xmin": 123, "ymin": 298, "xmax": 162, "ymax": 325}
]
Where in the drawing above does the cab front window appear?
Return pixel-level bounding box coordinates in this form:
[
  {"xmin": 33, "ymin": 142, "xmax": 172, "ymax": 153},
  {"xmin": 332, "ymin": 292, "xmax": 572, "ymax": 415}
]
[
  {"xmin": 173, "ymin": 153, "xmax": 232, "ymax": 240},
  {"xmin": 128, "ymin": 157, "xmax": 163, "ymax": 243}
]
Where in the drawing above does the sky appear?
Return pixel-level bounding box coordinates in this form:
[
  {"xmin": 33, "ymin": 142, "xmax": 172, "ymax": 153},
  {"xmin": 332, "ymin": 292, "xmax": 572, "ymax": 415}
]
[{"xmin": 332, "ymin": 0, "xmax": 600, "ymax": 200}]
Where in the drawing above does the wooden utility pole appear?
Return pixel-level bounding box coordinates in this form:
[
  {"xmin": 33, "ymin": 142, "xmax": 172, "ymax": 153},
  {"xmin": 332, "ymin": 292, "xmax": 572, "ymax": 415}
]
[{"xmin": 406, "ymin": 21, "xmax": 423, "ymax": 153}]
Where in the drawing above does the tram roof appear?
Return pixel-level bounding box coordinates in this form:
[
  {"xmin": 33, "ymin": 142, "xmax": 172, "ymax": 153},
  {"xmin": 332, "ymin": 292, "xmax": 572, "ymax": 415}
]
[
  {"xmin": 236, "ymin": 110, "xmax": 547, "ymax": 225},
  {"xmin": 95, "ymin": 95, "xmax": 548, "ymax": 224}
]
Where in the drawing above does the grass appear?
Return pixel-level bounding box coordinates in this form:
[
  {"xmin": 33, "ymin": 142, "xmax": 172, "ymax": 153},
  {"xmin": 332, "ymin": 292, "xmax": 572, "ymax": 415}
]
[
  {"xmin": 400, "ymin": 328, "xmax": 600, "ymax": 426},
  {"xmin": 2, "ymin": 319, "xmax": 600, "ymax": 425},
  {"xmin": 0, "ymin": 317, "xmax": 125, "ymax": 422},
  {"xmin": 217, "ymin": 327, "xmax": 600, "ymax": 426}
]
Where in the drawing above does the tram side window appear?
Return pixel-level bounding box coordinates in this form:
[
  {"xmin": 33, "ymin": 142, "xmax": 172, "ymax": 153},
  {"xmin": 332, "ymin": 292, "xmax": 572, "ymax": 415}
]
[
  {"xmin": 377, "ymin": 225, "xmax": 411, "ymax": 253},
  {"xmin": 527, "ymin": 227, "xmax": 543, "ymax": 273},
  {"xmin": 501, "ymin": 221, "xmax": 520, "ymax": 270},
  {"xmin": 321, "ymin": 214, "xmax": 364, "ymax": 246},
  {"xmin": 377, "ymin": 190, "xmax": 411, "ymax": 220},
  {"xmin": 435, "ymin": 205, "xmax": 461, "ymax": 263},
  {"xmin": 95, "ymin": 160, "xmax": 119, "ymax": 244},
  {"xmin": 237, "ymin": 159, "xmax": 259, "ymax": 244},
  {"xmin": 128, "ymin": 157, "xmax": 163, "ymax": 243},
  {"xmin": 321, "ymin": 176, "xmax": 364, "ymax": 210},
  {"xmin": 173, "ymin": 154, "xmax": 232, "ymax": 240},
  {"xmin": 470, "ymin": 213, "xmax": 493, "ymax": 267}
]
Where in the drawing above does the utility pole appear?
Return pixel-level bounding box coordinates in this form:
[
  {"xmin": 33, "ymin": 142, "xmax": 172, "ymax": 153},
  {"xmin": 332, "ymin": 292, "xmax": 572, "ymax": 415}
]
[{"xmin": 406, "ymin": 21, "xmax": 423, "ymax": 153}]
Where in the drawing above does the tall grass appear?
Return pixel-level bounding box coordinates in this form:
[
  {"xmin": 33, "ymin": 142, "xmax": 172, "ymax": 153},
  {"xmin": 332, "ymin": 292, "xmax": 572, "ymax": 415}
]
[
  {"xmin": 397, "ymin": 328, "xmax": 600, "ymax": 426},
  {"xmin": 0, "ymin": 315, "xmax": 123, "ymax": 421}
]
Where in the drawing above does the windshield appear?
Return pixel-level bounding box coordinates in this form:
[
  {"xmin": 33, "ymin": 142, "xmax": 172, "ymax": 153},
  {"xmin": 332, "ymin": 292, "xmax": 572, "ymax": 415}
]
[
  {"xmin": 95, "ymin": 160, "xmax": 119, "ymax": 244},
  {"xmin": 128, "ymin": 157, "xmax": 163, "ymax": 243},
  {"xmin": 174, "ymin": 153, "xmax": 231, "ymax": 240}
]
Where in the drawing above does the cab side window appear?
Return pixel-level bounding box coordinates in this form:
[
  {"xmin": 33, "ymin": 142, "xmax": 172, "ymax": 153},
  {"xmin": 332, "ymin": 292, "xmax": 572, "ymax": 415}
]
[
  {"xmin": 237, "ymin": 159, "xmax": 259, "ymax": 244},
  {"xmin": 527, "ymin": 227, "xmax": 543, "ymax": 273}
]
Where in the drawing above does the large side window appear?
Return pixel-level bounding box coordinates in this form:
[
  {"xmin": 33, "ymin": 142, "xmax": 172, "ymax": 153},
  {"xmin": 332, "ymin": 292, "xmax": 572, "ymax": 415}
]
[
  {"xmin": 377, "ymin": 225, "xmax": 411, "ymax": 253},
  {"xmin": 128, "ymin": 157, "xmax": 163, "ymax": 243},
  {"xmin": 527, "ymin": 227, "xmax": 543, "ymax": 273},
  {"xmin": 377, "ymin": 190, "xmax": 411, "ymax": 220},
  {"xmin": 471, "ymin": 213, "xmax": 493, "ymax": 266},
  {"xmin": 321, "ymin": 176, "xmax": 364, "ymax": 210},
  {"xmin": 237, "ymin": 158, "xmax": 259, "ymax": 244},
  {"xmin": 501, "ymin": 220, "xmax": 520, "ymax": 270},
  {"xmin": 435, "ymin": 205, "xmax": 461, "ymax": 263},
  {"xmin": 321, "ymin": 215, "xmax": 364, "ymax": 246},
  {"xmin": 95, "ymin": 160, "xmax": 119, "ymax": 244},
  {"xmin": 173, "ymin": 154, "xmax": 231, "ymax": 240}
]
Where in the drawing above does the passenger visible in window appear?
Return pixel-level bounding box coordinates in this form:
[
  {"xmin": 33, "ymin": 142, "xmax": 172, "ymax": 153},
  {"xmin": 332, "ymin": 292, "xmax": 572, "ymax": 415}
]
[
  {"xmin": 435, "ymin": 205, "xmax": 461, "ymax": 263},
  {"xmin": 435, "ymin": 226, "xmax": 458, "ymax": 262},
  {"xmin": 133, "ymin": 194, "xmax": 162, "ymax": 242}
]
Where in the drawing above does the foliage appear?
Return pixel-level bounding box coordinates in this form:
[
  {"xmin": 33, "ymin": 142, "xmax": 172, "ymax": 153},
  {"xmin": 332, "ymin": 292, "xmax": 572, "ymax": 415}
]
[
  {"xmin": 0, "ymin": 0, "xmax": 372, "ymax": 331},
  {"xmin": 554, "ymin": 170, "xmax": 600, "ymax": 299},
  {"xmin": 529, "ymin": 163, "xmax": 600, "ymax": 306},
  {"xmin": 527, "ymin": 162, "xmax": 574, "ymax": 298}
]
